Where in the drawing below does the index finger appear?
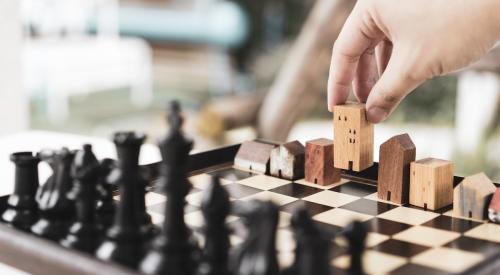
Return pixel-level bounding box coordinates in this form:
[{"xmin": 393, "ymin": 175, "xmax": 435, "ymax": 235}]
[{"xmin": 327, "ymin": 5, "xmax": 381, "ymax": 111}]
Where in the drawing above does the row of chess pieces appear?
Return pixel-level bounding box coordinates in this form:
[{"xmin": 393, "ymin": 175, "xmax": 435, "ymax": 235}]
[{"xmin": 0, "ymin": 101, "xmax": 366, "ymax": 275}]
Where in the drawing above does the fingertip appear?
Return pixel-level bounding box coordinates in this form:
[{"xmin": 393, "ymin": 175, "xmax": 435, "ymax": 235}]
[
  {"xmin": 327, "ymin": 79, "xmax": 350, "ymax": 112},
  {"xmin": 329, "ymin": 85, "xmax": 351, "ymax": 109},
  {"xmin": 366, "ymin": 106, "xmax": 388, "ymax": 123}
]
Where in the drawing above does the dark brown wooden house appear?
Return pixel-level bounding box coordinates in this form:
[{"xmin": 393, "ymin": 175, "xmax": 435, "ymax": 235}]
[{"xmin": 377, "ymin": 134, "xmax": 416, "ymax": 204}]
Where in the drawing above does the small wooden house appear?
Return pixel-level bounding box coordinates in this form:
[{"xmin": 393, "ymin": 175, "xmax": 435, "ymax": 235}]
[
  {"xmin": 409, "ymin": 158, "xmax": 453, "ymax": 210},
  {"xmin": 333, "ymin": 102, "xmax": 374, "ymax": 172},
  {"xmin": 270, "ymin": 140, "xmax": 305, "ymax": 180},
  {"xmin": 453, "ymin": 173, "xmax": 496, "ymax": 220},
  {"xmin": 378, "ymin": 134, "xmax": 416, "ymax": 204},
  {"xmin": 305, "ymin": 138, "xmax": 341, "ymax": 185},
  {"xmin": 234, "ymin": 140, "xmax": 276, "ymax": 174}
]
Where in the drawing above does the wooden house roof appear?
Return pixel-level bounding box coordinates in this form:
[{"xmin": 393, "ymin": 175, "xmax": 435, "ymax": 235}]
[
  {"xmin": 235, "ymin": 140, "xmax": 275, "ymax": 164},
  {"xmin": 382, "ymin": 133, "xmax": 415, "ymax": 151},
  {"xmin": 281, "ymin": 140, "xmax": 305, "ymax": 156},
  {"xmin": 456, "ymin": 172, "xmax": 496, "ymax": 198}
]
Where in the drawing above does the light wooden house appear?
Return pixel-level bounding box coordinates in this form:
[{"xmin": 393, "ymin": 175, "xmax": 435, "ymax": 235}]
[
  {"xmin": 333, "ymin": 102, "xmax": 373, "ymax": 172},
  {"xmin": 409, "ymin": 158, "xmax": 453, "ymax": 210},
  {"xmin": 453, "ymin": 172, "xmax": 496, "ymax": 220}
]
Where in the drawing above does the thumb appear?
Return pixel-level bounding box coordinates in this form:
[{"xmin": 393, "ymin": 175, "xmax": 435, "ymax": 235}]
[{"xmin": 365, "ymin": 48, "xmax": 425, "ymax": 123}]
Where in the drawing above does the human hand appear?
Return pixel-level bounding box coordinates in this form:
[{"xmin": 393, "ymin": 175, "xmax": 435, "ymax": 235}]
[{"xmin": 328, "ymin": 0, "xmax": 500, "ymax": 123}]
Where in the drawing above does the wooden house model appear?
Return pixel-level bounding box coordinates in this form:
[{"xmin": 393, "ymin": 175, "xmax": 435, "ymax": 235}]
[
  {"xmin": 234, "ymin": 140, "xmax": 276, "ymax": 174},
  {"xmin": 333, "ymin": 102, "xmax": 373, "ymax": 172},
  {"xmin": 270, "ymin": 140, "xmax": 305, "ymax": 180},
  {"xmin": 378, "ymin": 134, "xmax": 416, "ymax": 204},
  {"xmin": 409, "ymin": 158, "xmax": 453, "ymax": 210},
  {"xmin": 453, "ymin": 173, "xmax": 496, "ymax": 220}
]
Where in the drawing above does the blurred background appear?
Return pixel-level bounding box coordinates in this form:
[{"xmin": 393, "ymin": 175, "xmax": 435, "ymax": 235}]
[{"xmin": 0, "ymin": 0, "xmax": 499, "ymax": 180}]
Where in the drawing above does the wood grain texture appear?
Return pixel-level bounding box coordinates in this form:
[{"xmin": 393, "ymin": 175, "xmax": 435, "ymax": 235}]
[
  {"xmin": 333, "ymin": 102, "xmax": 374, "ymax": 172},
  {"xmin": 377, "ymin": 134, "xmax": 416, "ymax": 204},
  {"xmin": 270, "ymin": 140, "xmax": 305, "ymax": 180},
  {"xmin": 305, "ymin": 138, "xmax": 341, "ymax": 185},
  {"xmin": 234, "ymin": 141, "xmax": 276, "ymax": 174},
  {"xmin": 409, "ymin": 158, "xmax": 454, "ymax": 210},
  {"xmin": 453, "ymin": 172, "xmax": 496, "ymax": 220}
]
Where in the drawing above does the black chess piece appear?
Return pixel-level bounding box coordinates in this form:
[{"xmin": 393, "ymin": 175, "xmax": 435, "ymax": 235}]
[
  {"xmin": 135, "ymin": 166, "xmax": 156, "ymax": 240},
  {"xmin": 344, "ymin": 220, "xmax": 367, "ymax": 275},
  {"xmin": 95, "ymin": 158, "xmax": 117, "ymax": 231},
  {"xmin": 198, "ymin": 175, "xmax": 231, "ymax": 275},
  {"xmin": 140, "ymin": 101, "xmax": 200, "ymax": 275},
  {"xmin": 31, "ymin": 148, "xmax": 76, "ymax": 241},
  {"xmin": 230, "ymin": 200, "xmax": 280, "ymax": 275},
  {"xmin": 283, "ymin": 206, "xmax": 330, "ymax": 275},
  {"xmin": 1, "ymin": 152, "xmax": 40, "ymax": 231},
  {"xmin": 96, "ymin": 132, "xmax": 149, "ymax": 268},
  {"xmin": 60, "ymin": 144, "xmax": 101, "ymax": 252}
]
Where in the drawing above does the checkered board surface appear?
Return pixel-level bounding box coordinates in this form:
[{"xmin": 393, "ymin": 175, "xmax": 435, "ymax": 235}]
[{"xmin": 138, "ymin": 167, "xmax": 500, "ymax": 275}]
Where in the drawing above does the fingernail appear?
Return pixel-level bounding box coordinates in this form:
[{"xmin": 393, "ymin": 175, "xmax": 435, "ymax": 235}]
[{"xmin": 367, "ymin": 107, "xmax": 387, "ymax": 123}]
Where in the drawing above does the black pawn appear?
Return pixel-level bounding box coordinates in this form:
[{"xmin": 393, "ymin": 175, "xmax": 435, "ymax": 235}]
[
  {"xmin": 1, "ymin": 152, "xmax": 40, "ymax": 231},
  {"xmin": 31, "ymin": 148, "xmax": 76, "ymax": 241},
  {"xmin": 198, "ymin": 175, "xmax": 231, "ymax": 275},
  {"xmin": 140, "ymin": 101, "xmax": 199, "ymax": 275},
  {"xmin": 230, "ymin": 200, "xmax": 280, "ymax": 275},
  {"xmin": 96, "ymin": 132, "xmax": 148, "ymax": 268},
  {"xmin": 283, "ymin": 206, "xmax": 330, "ymax": 275},
  {"xmin": 60, "ymin": 144, "xmax": 100, "ymax": 252},
  {"xmin": 344, "ymin": 221, "xmax": 367, "ymax": 275},
  {"xmin": 95, "ymin": 158, "xmax": 117, "ymax": 231}
]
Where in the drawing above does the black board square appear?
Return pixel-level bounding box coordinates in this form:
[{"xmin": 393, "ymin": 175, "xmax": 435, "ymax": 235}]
[
  {"xmin": 390, "ymin": 263, "xmax": 452, "ymax": 275},
  {"xmin": 209, "ymin": 167, "xmax": 256, "ymax": 182},
  {"xmin": 329, "ymin": 181, "xmax": 376, "ymax": 197},
  {"xmin": 421, "ymin": 215, "xmax": 482, "ymax": 233},
  {"xmin": 280, "ymin": 200, "xmax": 333, "ymax": 216},
  {"xmin": 269, "ymin": 182, "xmax": 323, "ymax": 199},
  {"xmin": 340, "ymin": 199, "xmax": 396, "ymax": 216},
  {"xmin": 407, "ymin": 204, "xmax": 452, "ymax": 214},
  {"xmin": 223, "ymin": 183, "xmax": 263, "ymax": 199},
  {"xmin": 444, "ymin": 236, "xmax": 500, "ymax": 256},
  {"xmin": 364, "ymin": 217, "xmax": 411, "ymax": 236},
  {"xmin": 371, "ymin": 239, "xmax": 430, "ymax": 258},
  {"xmin": 314, "ymin": 221, "xmax": 342, "ymax": 238}
]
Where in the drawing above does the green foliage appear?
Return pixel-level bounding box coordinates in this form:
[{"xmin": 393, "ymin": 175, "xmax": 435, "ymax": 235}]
[{"xmin": 387, "ymin": 76, "xmax": 458, "ymax": 125}]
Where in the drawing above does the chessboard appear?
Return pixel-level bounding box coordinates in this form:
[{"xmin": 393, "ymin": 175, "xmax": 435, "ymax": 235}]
[
  {"xmin": 0, "ymin": 142, "xmax": 499, "ymax": 275},
  {"xmin": 137, "ymin": 144, "xmax": 500, "ymax": 275}
]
